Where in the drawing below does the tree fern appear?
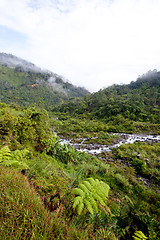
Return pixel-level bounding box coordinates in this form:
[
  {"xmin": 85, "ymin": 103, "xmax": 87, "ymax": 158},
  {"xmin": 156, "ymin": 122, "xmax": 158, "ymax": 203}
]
[{"xmin": 72, "ymin": 177, "xmax": 110, "ymax": 215}]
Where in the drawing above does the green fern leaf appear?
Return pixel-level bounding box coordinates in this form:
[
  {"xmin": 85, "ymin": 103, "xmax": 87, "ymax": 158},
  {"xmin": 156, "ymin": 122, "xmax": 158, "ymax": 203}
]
[
  {"xmin": 73, "ymin": 196, "xmax": 83, "ymax": 209},
  {"xmin": 89, "ymin": 197, "xmax": 98, "ymax": 213},
  {"xmin": 72, "ymin": 178, "xmax": 110, "ymax": 216},
  {"xmin": 84, "ymin": 199, "xmax": 94, "ymax": 215},
  {"xmin": 94, "ymin": 179, "xmax": 109, "ymax": 200},
  {"xmin": 133, "ymin": 237, "xmax": 140, "ymax": 240},
  {"xmin": 77, "ymin": 202, "xmax": 84, "ymax": 215},
  {"xmin": 95, "ymin": 179, "xmax": 100, "ymax": 186},
  {"xmin": 79, "ymin": 183, "xmax": 89, "ymax": 194},
  {"xmin": 2, "ymin": 159, "xmax": 29, "ymax": 169},
  {"xmin": 0, "ymin": 146, "xmax": 30, "ymax": 170},
  {"xmin": 96, "ymin": 188, "xmax": 106, "ymax": 199},
  {"xmin": 100, "ymin": 181, "xmax": 110, "ymax": 191},
  {"xmin": 96, "ymin": 183, "xmax": 110, "ymax": 199},
  {"xmin": 134, "ymin": 232, "xmax": 142, "ymax": 238},
  {"xmin": 87, "ymin": 177, "xmax": 96, "ymax": 186},
  {"xmin": 72, "ymin": 188, "xmax": 84, "ymax": 197},
  {"xmin": 83, "ymin": 180, "xmax": 92, "ymax": 191},
  {"xmin": 93, "ymin": 193, "xmax": 105, "ymax": 206}
]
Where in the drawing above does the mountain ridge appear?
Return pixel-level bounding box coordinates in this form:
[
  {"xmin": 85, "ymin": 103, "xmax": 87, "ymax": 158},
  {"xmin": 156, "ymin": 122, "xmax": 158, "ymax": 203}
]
[
  {"xmin": 53, "ymin": 70, "xmax": 160, "ymax": 126},
  {"xmin": 0, "ymin": 52, "xmax": 43, "ymax": 73},
  {"xmin": 0, "ymin": 53, "xmax": 89, "ymax": 109}
]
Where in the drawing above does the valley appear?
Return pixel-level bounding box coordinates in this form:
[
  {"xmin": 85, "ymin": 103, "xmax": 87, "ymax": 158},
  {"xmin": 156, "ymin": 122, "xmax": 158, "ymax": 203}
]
[{"xmin": 0, "ymin": 54, "xmax": 160, "ymax": 240}]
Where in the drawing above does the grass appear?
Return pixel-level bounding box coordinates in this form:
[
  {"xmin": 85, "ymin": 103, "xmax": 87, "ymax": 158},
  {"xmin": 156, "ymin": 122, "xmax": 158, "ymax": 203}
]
[
  {"xmin": 0, "ymin": 166, "xmax": 95, "ymax": 240},
  {"xmin": 0, "ymin": 166, "xmax": 55, "ymax": 239}
]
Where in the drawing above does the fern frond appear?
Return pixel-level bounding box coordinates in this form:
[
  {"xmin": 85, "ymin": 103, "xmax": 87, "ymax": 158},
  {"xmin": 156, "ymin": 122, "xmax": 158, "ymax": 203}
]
[
  {"xmin": 96, "ymin": 188, "xmax": 106, "ymax": 199},
  {"xmin": 100, "ymin": 181, "xmax": 110, "ymax": 193},
  {"xmin": 87, "ymin": 177, "xmax": 96, "ymax": 187},
  {"xmin": 2, "ymin": 160, "xmax": 29, "ymax": 169},
  {"xmin": 95, "ymin": 179, "xmax": 100, "ymax": 185},
  {"xmin": 79, "ymin": 183, "xmax": 89, "ymax": 194},
  {"xmin": 77, "ymin": 202, "xmax": 84, "ymax": 215},
  {"xmin": 96, "ymin": 183, "xmax": 110, "ymax": 199},
  {"xmin": 83, "ymin": 180, "xmax": 92, "ymax": 191},
  {"xmin": 93, "ymin": 193, "xmax": 105, "ymax": 206},
  {"xmin": 0, "ymin": 145, "xmax": 11, "ymax": 154},
  {"xmin": 72, "ymin": 178, "xmax": 110, "ymax": 216},
  {"xmin": 72, "ymin": 188, "xmax": 84, "ymax": 197},
  {"xmin": 84, "ymin": 199, "xmax": 94, "ymax": 215},
  {"xmin": 73, "ymin": 196, "xmax": 83, "ymax": 208},
  {"xmin": 0, "ymin": 146, "xmax": 29, "ymax": 170},
  {"xmin": 89, "ymin": 197, "xmax": 98, "ymax": 213}
]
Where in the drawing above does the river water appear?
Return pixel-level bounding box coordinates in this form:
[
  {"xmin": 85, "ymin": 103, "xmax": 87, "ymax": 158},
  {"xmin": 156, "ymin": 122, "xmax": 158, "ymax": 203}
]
[{"xmin": 61, "ymin": 133, "xmax": 160, "ymax": 155}]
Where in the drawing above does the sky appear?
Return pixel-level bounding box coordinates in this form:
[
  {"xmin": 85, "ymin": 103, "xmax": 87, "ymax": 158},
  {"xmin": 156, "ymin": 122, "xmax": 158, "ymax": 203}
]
[{"xmin": 0, "ymin": 0, "xmax": 160, "ymax": 92}]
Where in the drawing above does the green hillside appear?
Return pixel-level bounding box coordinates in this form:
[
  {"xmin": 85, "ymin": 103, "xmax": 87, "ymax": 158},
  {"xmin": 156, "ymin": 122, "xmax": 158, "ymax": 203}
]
[
  {"xmin": 52, "ymin": 70, "xmax": 160, "ymax": 134},
  {"xmin": 0, "ymin": 55, "xmax": 89, "ymax": 109},
  {"xmin": 54, "ymin": 70, "xmax": 160, "ymax": 122}
]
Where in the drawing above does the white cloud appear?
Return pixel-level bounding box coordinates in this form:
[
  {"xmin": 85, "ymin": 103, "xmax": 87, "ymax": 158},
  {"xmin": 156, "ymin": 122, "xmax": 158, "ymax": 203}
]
[{"xmin": 0, "ymin": 0, "xmax": 160, "ymax": 91}]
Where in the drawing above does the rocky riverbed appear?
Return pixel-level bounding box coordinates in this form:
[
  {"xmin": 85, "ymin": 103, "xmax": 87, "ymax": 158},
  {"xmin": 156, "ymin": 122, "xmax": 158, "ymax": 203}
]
[
  {"xmin": 61, "ymin": 133, "xmax": 160, "ymax": 189},
  {"xmin": 61, "ymin": 133, "xmax": 160, "ymax": 155}
]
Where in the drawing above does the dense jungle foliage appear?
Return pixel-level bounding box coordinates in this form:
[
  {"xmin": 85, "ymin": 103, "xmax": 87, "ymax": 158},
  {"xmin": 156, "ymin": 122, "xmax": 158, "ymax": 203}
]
[{"xmin": 0, "ymin": 103, "xmax": 160, "ymax": 239}]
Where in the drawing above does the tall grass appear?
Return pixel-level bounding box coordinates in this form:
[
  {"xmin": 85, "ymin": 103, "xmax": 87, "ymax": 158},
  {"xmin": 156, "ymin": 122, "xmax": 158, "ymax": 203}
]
[
  {"xmin": 0, "ymin": 166, "xmax": 55, "ymax": 239},
  {"xmin": 0, "ymin": 166, "xmax": 92, "ymax": 240}
]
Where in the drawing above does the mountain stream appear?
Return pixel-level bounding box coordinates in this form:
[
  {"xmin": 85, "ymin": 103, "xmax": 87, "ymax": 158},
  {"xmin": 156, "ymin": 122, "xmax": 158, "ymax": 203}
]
[{"xmin": 61, "ymin": 133, "xmax": 160, "ymax": 155}]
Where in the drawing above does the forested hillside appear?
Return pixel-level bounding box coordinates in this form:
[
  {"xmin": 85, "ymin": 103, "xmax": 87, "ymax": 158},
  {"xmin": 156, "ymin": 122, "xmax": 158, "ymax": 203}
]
[
  {"xmin": 54, "ymin": 70, "xmax": 160, "ymax": 123},
  {"xmin": 52, "ymin": 70, "xmax": 160, "ymax": 134},
  {"xmin": 0, "ymin": 53, "xmax": 89, "ymax": 109}
]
